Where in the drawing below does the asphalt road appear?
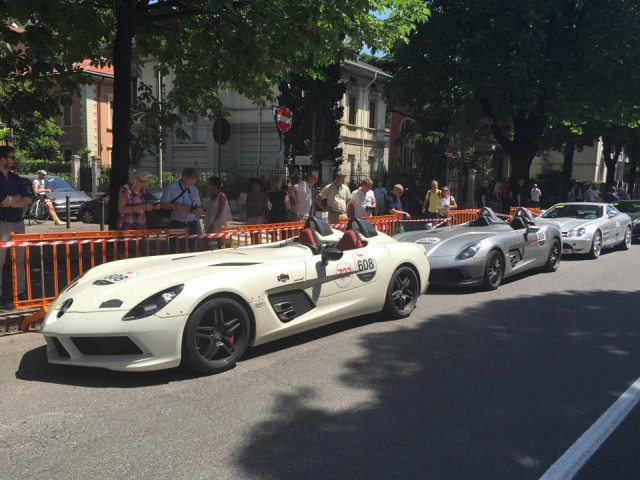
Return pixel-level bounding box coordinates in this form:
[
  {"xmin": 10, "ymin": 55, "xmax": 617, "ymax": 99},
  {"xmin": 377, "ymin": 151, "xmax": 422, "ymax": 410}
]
[{"xmin": 1, "ymin": 244, "xmax": 639, "ymax": 479}]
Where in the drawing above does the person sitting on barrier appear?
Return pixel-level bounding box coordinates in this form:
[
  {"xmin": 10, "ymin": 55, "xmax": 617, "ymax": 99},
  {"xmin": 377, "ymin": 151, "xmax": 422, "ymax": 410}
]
[
  {"xmin": 32, "ymin": 170, "xmax": 62, "ymax": 225},
  {"xmin": 0, "ymin": 146, "xmax": 32, "ymax": 307},
  {"xmin": 117, "ymin": 170, "xmax": 159, "ymax": 230}
]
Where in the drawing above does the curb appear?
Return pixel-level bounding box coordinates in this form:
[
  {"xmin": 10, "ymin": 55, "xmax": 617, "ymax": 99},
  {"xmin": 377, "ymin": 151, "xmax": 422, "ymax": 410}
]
[{"xmin": 0, "ymin": 308, "xmax": 40, "ymax": 336}]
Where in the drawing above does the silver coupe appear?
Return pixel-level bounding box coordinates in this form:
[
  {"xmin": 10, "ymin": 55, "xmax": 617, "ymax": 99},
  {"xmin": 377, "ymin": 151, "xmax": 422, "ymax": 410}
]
[{"xmin": 535, "ymin": 202, "xmax": 632, "ymax": 258}]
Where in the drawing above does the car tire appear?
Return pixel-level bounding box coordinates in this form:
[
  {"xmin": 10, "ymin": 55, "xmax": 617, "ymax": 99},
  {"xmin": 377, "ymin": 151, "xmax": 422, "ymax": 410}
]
[
  {"xmin": 543, "ymin": 238, "xmax": 561, "ymax": 272},
  {"xmin": 482, "ymin": 249, "xmax": 504, "ymax": 290},
  {"xmin": 382, "ymin": 266, "xmax": 419, "ymax": 319},
  {"xmin": 182, "ymin": 296, "xmax": 251, "ymax": 375},
  {"xmin": 587, "ymin": 231, "xmax": 602, "ymax": 259},
  {"xmin": 618, "ymin": 226, "xmax": 632, "ymax": 250},
  {"xmin": 80, "ymin": 208, "xmax": 95, "ymax": 224}
]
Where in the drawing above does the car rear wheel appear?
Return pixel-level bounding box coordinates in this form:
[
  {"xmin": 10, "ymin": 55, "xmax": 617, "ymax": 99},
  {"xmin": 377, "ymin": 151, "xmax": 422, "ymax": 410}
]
[
  {"xmin": 482, "ymin": 250, "xmax": 504, "ymax": 290},
  {"xmin": 382, "ymin": 266, "xmax": 419, "ymax": 319},
  {"xmin": 80, "ymin": 208, "xmax": 95, "ymax": 224},
  {"xmin": 587, "ymin": 231, "xmax": 602, "ymax": 259},
  {"xmin": 182, "ymin": 297, "xmax": 251, "ymax": 375},
  {"xmin": 544, "ymin": 238, "xmax": 561, "ymax": 272},
  {"xmin": 618, "ymin": 226, "xmax": 632, "ymax": 250}
]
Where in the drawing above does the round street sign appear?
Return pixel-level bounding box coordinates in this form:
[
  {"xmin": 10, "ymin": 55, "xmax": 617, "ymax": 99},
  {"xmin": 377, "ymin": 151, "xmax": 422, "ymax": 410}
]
[
  {"xmin": 276, "ymin": 106, "xmax": 293, "ymax": 132},
  {"xmin": 213, "ymin": 118, "xmax": 231, "ymax": 145},
  {"xmin": 446, "ymin": 146, "xmax": 455, "ymax": 163}
]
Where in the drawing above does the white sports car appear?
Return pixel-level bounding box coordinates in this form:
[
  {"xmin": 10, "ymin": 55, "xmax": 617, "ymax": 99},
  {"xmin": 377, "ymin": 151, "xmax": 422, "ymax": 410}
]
[
  {"xmin": 535, "ymin": 202, "xmax": 632, "ymax": 258},
  {"xmin": 42, "ymin": 218, "xmax": 430, "ymax": 375}
]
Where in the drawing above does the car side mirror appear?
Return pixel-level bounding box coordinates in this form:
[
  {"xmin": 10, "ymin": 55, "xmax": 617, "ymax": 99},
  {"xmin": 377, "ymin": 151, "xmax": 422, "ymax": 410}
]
[{"xmin": 321, "ymin": 247, "xmax": 343, "ymax": 265}]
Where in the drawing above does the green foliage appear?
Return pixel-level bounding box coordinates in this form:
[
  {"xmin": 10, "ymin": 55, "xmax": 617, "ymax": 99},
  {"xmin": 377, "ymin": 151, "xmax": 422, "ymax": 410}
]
[
  {"xmin": 14, "ymin": 157, "xmax": 70, "ymax": 175},
  {"xmin": 386, "ymin": 0, "xmax": 640, "ymax": 181}
]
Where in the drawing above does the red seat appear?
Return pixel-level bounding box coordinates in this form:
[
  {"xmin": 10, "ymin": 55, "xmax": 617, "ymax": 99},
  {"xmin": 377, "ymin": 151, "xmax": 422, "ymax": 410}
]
[
  {"xmin": 337, "ymin": 230, "xmax": 364, "ymax": 251},
  {"xmin": 296, "ymin": 229, "xmax": 318, "ymax": 253}
]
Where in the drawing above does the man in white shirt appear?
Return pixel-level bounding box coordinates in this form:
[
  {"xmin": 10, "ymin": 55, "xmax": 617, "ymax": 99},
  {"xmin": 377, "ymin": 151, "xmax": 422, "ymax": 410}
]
[
  {"xmin": 316, "ymin": 170, "xmax": 352, "ymax": 224},
  {"xmin": 32, "ymin": 170, "xmax": 62, "ymax": 224},
  {"xmin": 288, "ymin": 170, "xmax": 319, "ymax": 221},
  {"xmin": 349, "ymin": 177, "xmax": 376, "ymax": 218}
]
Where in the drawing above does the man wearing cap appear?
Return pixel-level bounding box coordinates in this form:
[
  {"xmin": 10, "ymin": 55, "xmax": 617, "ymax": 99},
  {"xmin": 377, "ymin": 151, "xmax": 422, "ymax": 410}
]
[
  {"xmin": 32, "ymin": 169, "xmax": 62, "ymax": 224},
  {"xmin": 316, "ymin": 170, "xmax": 351, "ymax": 224},
  {"xmin": 0, "ymin": 146, "xmax": 32, "ymax": 307}
]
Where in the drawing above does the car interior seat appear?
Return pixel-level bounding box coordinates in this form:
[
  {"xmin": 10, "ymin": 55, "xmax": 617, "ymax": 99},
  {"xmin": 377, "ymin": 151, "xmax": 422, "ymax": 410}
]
[
  {"xmin": 336, "ymin": 230, "xmax": 364, "ymax": 251},
  {"xmin": 470, "ymin": 215, "xmax": 491, "ymax": 227},
  {"xmin": 296, "ymin": 228, "xmax": 319, "ymax": 254},
  {"xmin": 509, "ymin": 216, "xmax": 528, "ymax": 230}
]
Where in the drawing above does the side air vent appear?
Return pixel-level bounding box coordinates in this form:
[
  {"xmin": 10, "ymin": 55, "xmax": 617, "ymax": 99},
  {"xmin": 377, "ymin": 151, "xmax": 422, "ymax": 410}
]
[{"xmin": 268, "ymin": 291, "xmax": 315, "ymax": 323}]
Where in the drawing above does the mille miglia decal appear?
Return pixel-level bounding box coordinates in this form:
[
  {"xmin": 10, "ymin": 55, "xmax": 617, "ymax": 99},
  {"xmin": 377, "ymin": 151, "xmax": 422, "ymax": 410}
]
[{"xmin": 277, "ymin": 274, "xmax": 290, "ymax": 282}]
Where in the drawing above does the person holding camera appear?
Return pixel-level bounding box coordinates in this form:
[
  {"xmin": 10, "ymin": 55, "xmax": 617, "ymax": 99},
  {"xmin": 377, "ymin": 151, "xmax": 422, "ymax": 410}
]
[
  {"xmin": 348, "ymin": 177, "xmax": 376, "ymax": 218},
  {"xmin": 161, "ymin": 167, "xmax": 203, "ymax": 251}
]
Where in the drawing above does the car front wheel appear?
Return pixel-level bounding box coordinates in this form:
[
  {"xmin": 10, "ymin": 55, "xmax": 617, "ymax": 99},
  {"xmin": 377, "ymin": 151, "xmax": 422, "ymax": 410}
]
[
  {"xmin": 182, "ymin": 297, "xmax": 251, "ymax": 375},
  {"xmin": 587, "ymin": 231, "xmax": 602, "ymax": 259},
  {"xmin": 80, "ymin": 208, "xmax": 95, "ymax": 224},
  {"xmin": 482, "ymin": 250, "xmax": 504, "ymax": 290},
  {"xmin": 544, "ymin": 238, "xmax": 561, "ymax": 272},
  {"xmin": 382, "ymin": 266, "xmax": 419, "ymax": 319}
]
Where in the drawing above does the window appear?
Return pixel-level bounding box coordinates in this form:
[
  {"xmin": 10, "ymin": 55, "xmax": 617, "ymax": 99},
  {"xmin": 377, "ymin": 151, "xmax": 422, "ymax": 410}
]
[
  {"xmin": 348, "ymin": 96, "xmax": 357, "ymax": 125},
  {"xmin": 399, "ymin": 119, "xmax": 416, "ymax": 168},
  {"xmin": 63, "ymin": 149, "xmax": 73, "ymax": 162},
  {"xmin": 107, "ymin": 147, "xmax": 112, "ymax": 166},
  {"xmin": 348, "ymin": 154, "xmax": 356, "ymax": 175},
  {"xmin": 61, "ymin": 102, "xmax": 72, "ymax": 127},
  {"xmin": 369, "ymin": 101, "xmax": 376, "ymax": 129},
  {"xmin": 107, "ymin": 96, "xmax": 114, "ymax": 130}
]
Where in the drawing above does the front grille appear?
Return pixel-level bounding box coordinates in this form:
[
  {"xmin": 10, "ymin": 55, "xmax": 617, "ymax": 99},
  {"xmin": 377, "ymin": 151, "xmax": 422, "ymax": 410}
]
[
  {"xmin": 51, "ymin": 337, "xmax": 70, "ymax": 359},
  {"xmin": 429, "ymin": 268, "xmax": 468, "ymax": 283},
  {"xmin": 71, "ymin": 337, "xmax": 143, "ymax": 356}
]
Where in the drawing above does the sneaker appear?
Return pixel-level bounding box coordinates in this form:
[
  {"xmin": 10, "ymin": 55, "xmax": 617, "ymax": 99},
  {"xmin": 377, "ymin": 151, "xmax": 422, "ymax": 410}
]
[{"xmin": 54, "ymin": 220, "xmax": 63, "ymax": 225}]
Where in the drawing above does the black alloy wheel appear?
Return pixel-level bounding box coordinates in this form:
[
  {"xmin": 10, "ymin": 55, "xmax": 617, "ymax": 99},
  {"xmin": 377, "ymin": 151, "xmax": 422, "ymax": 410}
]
[
  {"xmin": 544, "ymin": 238, "xmax": 561, "ymax": 272},
  {"xmin": 482, "ymin": 250, "xmax": 504, "ymax": 290},
  {"xmin": 80, "ymin": 208, "xmax": 96, "ymax": 224},
  {"xmin": 587, "ymin": 231, "xmax": 602, "ymax": 259},
  {"xmin": 382, "ymin": 266, "xmax": 419, "ymax": 319},
  {"xmin": 182, "ymin": 297, "xmax": 251, "ymax": 375}
]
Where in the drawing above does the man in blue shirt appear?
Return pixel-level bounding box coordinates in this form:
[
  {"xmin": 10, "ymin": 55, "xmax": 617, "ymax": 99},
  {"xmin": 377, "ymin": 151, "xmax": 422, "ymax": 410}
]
[
  {"xmin": 384, "ymin": 184, "xmax": 411, "ymax": 219},
  {"xmin": 0, "ymin": 146, "xmax": 32, "ymax": 307},
  {"xmin": 161, "ymin": 167, "xmax": 203, "ymax": 251}
]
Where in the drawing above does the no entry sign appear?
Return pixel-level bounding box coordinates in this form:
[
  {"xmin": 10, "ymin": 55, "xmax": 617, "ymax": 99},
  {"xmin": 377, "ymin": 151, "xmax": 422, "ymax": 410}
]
[{"xmin": 276, "ymin": 106, "xmax": 293, "ymax": 132}]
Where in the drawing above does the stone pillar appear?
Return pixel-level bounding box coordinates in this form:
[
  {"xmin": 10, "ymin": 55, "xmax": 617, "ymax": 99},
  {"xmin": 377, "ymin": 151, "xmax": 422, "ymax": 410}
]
[
  {"xmin": 90, "ymin": 156, "xmax": 101, "ymax": 196},
  {"xmin": 466, "ymin": 169, "xmax": 477, "ymax": 208},
  {"xmin": 70, "ymin": 155, "xmax": 81, "ymax": 190}
]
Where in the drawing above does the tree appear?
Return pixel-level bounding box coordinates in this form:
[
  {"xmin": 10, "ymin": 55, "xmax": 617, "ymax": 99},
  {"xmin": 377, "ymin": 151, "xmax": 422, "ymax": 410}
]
[
  {"xmin": 386, "ymin": 0, "xmax": 640, "ymax": 184},
  {"xmin": 3, "ymin": 0, "xmax": 429, "ymax": 227},
  {"xmin": 277, "ymin": 64, "xmax": 346, "ymax": 176}
]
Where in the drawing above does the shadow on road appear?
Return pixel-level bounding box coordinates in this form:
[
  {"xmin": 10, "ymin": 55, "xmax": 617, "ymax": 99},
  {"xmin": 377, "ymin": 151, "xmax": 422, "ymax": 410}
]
[{"xmin": 235, "ymin": 290, "xmax": 640, "ymax": 480}]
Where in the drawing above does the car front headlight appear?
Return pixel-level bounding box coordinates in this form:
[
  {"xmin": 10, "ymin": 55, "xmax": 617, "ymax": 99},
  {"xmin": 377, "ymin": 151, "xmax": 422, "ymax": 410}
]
[
  {"xmin": 456, "ymin": 242, "xmax": 482, "ymax": 260},
  {"xmin": 566, "ymin": 227, "xmax": 586, "ymax": 238},
  {"xmin": 122, "ymin": 284, "xmax": 184, "ymax": 321}
]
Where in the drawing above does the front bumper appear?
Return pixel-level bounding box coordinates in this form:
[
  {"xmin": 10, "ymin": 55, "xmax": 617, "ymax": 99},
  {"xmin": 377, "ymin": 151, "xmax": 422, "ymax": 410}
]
[
  {"xmin": 561, "ymin": 235, "xmax": 593, "ymax": 254},
  {"xmin": 42, "ymin": 310, "xmax": 188, "ymax": 372},
  {"xmin": 632, "ymin": 224, "xmax": 640, "ymax": 242},
  {"xmin": 427, "ymin": 255, "xmax": 486, "ymax": 287}
]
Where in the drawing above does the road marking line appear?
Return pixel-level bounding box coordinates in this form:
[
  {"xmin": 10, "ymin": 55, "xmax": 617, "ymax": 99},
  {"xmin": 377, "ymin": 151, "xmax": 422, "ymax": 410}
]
[{"xmin": 539, "ymin": 376, "xmax": 640, "ymax": 480}]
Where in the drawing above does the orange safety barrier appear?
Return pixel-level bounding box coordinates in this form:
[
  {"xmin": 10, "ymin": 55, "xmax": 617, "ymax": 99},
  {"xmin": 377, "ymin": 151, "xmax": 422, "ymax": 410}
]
[
  {"xmin": 9, "ymin": 228, "xmax": 187, "ymax": 329},
  {"xmin": 222, "ymin": 222, "xmax": 305, "ymax": 247},
  {"xmin": 449, "ymin": 209, "xmax": 480, "ymax": 225},
  {"xmin": 338, "ymin": 215, "xmax": 402, "ymax": 235},
  {"xmin": 509, "ymin": 206, "xmax": 541, "ymax": 217}
]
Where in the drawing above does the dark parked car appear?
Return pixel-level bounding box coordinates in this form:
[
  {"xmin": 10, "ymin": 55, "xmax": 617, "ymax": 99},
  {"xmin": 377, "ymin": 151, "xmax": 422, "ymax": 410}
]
[
  {"xmin": 78, "ymin": 187, "xmax": 169, "ymax": 229},
  {"xmin": 21, "ymin": 174, "xmax": 92, "ymax": 219},
  {"xmin": 611, "ymin": 200, "xmax": 640, "ymax": 242}
]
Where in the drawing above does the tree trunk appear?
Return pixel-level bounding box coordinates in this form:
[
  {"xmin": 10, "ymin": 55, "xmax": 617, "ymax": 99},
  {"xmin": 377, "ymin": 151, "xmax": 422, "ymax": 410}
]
[
  {"xmin": 108, "ymin": 1, "xmax": 138, "ymax": 229},
  {"xmin": 561, "ymin": 136, "xmax": 576, "ymax": 200},
  {"xmin": 628, "ymin": 135, "xmax": 639, "ymax": 198},
  {"xmin": 601, "ymin": 136, "xmax": 620, "ymax": 193}
]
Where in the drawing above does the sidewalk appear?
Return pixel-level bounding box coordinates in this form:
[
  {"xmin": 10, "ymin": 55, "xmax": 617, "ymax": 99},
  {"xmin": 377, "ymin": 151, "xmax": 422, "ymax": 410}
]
[{"xmin": 1, "ymin": 220, "xmax": 100, "ymax": 333}]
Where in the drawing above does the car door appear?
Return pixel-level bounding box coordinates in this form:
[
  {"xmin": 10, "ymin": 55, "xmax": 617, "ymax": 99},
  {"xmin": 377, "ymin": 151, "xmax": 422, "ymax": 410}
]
[{"xmin": 603, "ymin": 204, "xmax": 622, "ymax": 246}]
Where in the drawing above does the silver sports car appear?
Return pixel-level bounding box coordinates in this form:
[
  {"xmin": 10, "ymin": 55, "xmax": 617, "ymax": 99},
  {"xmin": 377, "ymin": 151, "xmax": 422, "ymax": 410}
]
[
  {"xmin": 394, "ymin": 207, "xmax": 562, "ymax": 290},
  {"xmin": 535, "ymin": 202, "xmax": 632, "ymax": 258}
]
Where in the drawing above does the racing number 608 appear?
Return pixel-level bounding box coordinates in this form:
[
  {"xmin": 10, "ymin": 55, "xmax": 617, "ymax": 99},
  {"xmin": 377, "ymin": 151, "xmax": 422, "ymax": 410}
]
[{"xmin": 357, "ymin": 259, "xmax": 375, "ymax": 271}]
